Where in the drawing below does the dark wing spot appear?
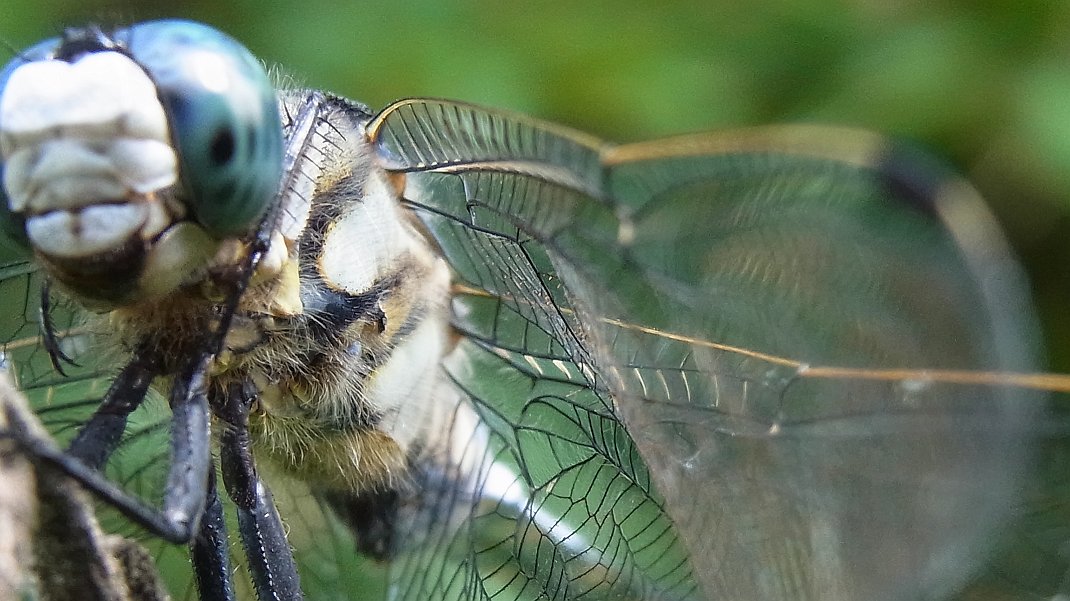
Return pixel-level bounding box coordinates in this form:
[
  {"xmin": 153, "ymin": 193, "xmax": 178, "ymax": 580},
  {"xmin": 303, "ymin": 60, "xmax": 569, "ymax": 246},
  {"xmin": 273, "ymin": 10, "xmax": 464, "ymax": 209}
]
[{"xmin": 873, "ymin": 142, "xmax": 955, "ymax": 219}]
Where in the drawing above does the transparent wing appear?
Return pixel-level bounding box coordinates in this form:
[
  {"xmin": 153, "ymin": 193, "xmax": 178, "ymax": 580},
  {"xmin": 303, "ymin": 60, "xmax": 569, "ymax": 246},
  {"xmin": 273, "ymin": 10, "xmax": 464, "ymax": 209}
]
[{"xmin": 369, "ymin": 99, "xmax": 1060, "ymax": 601}]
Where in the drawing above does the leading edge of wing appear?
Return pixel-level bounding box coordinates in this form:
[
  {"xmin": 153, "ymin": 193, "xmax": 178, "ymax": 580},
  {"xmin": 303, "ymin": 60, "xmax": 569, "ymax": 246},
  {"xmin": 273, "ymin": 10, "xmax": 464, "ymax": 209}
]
[
  {"xmin": 369, "ymin": 100, "xmax": 992, "ymax": 227},
  {"xmin": 371, "ymin": 99, "xmax": 953, "ymax": 205}
]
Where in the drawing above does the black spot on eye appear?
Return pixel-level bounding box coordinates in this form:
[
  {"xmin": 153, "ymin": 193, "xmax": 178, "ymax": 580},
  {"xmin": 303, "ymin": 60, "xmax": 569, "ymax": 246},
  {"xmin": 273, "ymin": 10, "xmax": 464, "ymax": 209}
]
[
  {"xmin": 873, "ymin": 142, "xmax": 954, "ymax": 220},
  {"xmin": 210, "ymin": 128, "xmax": 235, "ymax": 165}
]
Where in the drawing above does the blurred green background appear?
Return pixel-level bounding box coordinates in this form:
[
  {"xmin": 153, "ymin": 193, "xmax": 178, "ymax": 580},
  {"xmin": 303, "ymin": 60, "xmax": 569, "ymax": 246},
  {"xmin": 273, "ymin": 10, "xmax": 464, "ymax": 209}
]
[{"xmin": 3, "ymin": 0, "xmax": 1069, "ymax": 366}]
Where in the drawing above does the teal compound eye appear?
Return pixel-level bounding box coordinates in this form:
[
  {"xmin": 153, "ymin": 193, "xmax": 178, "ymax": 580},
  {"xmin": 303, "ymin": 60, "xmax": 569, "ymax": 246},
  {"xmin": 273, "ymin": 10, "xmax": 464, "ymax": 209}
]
[
  {"xmin": 0, "ymin": 20, "xmax": 283, "ymax": 248},
  {"xmin": 124, "ymin": 19, "xmax": 283, "ymax": 238}
]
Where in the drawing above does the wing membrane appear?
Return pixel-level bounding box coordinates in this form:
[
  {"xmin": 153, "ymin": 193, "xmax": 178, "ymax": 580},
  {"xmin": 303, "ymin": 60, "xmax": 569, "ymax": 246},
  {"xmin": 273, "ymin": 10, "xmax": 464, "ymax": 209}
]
[
  {"xmin": 370, "ymin": 100, "xmax": 1054, "ymax": 600},
  {"xmin": 595, "ymin": 131, "xmax": 1047, "ymax": 599}
]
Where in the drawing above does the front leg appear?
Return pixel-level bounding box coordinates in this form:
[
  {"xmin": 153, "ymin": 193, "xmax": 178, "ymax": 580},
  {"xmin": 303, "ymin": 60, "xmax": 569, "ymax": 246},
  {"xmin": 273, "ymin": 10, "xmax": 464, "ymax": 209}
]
[
  {"xmin": 218, "ymin": 381, "xmax": 303, "ymax": 600},
  {"xmin": 66, "ymin": 350, "xmax": 160, "ymax": 469},
  {"xmin": 191, "ymin": 466, "xmax": 236, "ymax": 601},
  {"xmin": 8, "ymin": 351, "xmax": 214, "ymax": 544}
]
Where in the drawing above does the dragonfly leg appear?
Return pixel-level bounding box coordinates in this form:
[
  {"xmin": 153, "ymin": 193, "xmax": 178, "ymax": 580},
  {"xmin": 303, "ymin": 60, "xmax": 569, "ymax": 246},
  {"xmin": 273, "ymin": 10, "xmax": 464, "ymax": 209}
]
[
  {"xmin": 39, "ymin": 278, "xmax": 77, "ymax": 376},
  {"xmin": 67, "ymin": 350, "xmax": 160, "ymax": 468},
  {"xmin": 191, "ymin": 466, "xmax": 237, "ymax": 601},
  {"xmin": 5, "ymin": 352, "xmax": 214, "ymax": 544},
  {"xmin": 218, "ymin": 380, "xmax": 303, "ymax": 601}
]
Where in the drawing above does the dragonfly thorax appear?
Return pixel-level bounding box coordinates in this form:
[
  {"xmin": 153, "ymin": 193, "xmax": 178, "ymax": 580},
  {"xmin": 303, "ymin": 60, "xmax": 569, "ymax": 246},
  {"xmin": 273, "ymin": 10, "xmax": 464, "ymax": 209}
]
[{"xmin": 96, "ymin": 91, "xmax": 459, "ymax": 495}]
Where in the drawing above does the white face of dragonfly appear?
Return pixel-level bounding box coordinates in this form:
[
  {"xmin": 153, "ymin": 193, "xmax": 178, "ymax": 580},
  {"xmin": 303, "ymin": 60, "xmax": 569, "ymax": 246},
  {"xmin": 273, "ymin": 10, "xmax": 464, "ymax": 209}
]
[
  {"xmin": 0, "ymin": 51, "xmax": 199, "ymax": 300},
  {"xmin": 0, "ymin": 23, "xmax": 284, "ymax": 306}
]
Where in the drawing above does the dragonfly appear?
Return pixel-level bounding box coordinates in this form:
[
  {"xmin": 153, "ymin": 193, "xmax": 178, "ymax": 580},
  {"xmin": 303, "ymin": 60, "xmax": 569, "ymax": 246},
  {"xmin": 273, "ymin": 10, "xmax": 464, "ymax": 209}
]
[{"xmin": 0, "ymin": 17, "xmax": 1067, "ymax": 601}]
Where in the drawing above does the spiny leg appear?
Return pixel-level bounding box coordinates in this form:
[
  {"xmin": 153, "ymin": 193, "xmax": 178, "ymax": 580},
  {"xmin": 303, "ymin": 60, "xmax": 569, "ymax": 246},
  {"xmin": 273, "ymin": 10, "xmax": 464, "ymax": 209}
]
[
  {"xmin": 163, "ymin": 353, "xmax": 214, "ymax": 532},
  {"xmin": 218, "ymin": 380, "xmax": 303, "ymax": 600},
  {"xmin": 9, "ymin": 350, "xmax": 213, "ymax": 542},
  {"xmin": 19, "ymin": 309, "xmax": 246, "ymax": 601},
  {"xmin": 20, "ymin": 164, "xmax": 284, "ymax": 539},
  {"xmin": 191, "ymin": 466, "xmax": 236, "ymax": 601},
  {"xmin": 39, "ymin": 278, "xmax": 76, "ymax": 376},
  {"xmin": 67, "ymin": 348, "xmax": 160, "ymax": 469}
]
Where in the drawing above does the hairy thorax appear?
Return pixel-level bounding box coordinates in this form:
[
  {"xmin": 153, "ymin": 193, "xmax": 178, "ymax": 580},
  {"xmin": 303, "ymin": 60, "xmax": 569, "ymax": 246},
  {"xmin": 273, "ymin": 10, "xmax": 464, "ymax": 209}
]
[{"xmin": 94, "ymin": 93, "xmax": 456, "ymax": 495}]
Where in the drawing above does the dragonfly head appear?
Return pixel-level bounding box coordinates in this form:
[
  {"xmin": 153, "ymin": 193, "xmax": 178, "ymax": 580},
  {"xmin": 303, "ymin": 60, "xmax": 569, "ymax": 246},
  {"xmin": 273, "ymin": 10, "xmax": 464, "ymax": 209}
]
[{"xmin": 0, "ymin": 20, "xmax": 283, "ymax": 307}]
